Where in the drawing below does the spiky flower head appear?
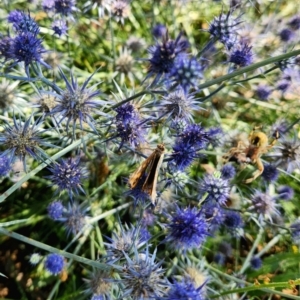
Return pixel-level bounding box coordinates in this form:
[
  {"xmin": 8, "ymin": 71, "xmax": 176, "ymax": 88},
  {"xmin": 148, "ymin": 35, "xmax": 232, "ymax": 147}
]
[
  {"xmin": 169, "ymin": 124, "xmax": 212, "ymax": 171},
  {"xmin": 169, "ymin": 56, "xmax": 203, "ymax": 93},
  {"xmin": 250, "ymin": 256, "xmax": 262, "ymax": 270},
  {"xmin": 277, "ymin": 185, "xmax": 294, "ymax": 200},
  {"xmin": 60, "ymin": 201, "xmax": 90, "ymax": 236},
  {"xmin": 54, "ymin": 0, "xmax": 77, "ymax": 17},
  {"xmin": 255, "ymin": 84, "xmax": 272, "ymax": 101},
  {"xmin": 250, "ymin": 191, "xmax": 280, "ymax": 221},
  {"xmin": 208, "ymin": 11, "xmax": 242, "ymax": 49},
  {"xmin": 51, "ymin": 19, "xmax": 68, "ymax": 37},
  {"xmin": 50, "ymin": 70, "xmax": 106, "ymax": 137},
  {"xmin": 274, "ymin": 136, "xmax": 300, "ymax": 173},
  {"xmin": 165, "ymin": 206, "xmax": 209, "ymax": 251},
  {"xmin": 8, "ymin": 10, "xmax": 40, "ymax": 34},
  {"xmin": 114, "ymin": 103, "xmax": 145, "ymax": 149},
  {"xmin": 223, "ymin": 210, "xmax": 244, "ymax": 236},
  {"xmin": 115, "ymin": 48, "xmax": 134, "ymax": 75},
  {"xmin": 47, "ymin": 201, "xmax": 64, "ymax": 220},
  {"xmin": 46, "ymin": 157, "xmax": 87, "ymax": 198},
  {"xmin": 261, "ymin": 164, "xmax": 278, "ymax": 182},
  {"xmin": 0, "ymin": 115, "xmax": 51, "ymax": 171},
  {"xmin": 166, "ymin": 277, "xmax": 207, "ymax": 300},
  {"xmin": 120, "ymin": 248, "xmax": 168, "ymax": 299},
  {"xmin": 146, "ymin": 31, "xmax": 189, "ymax": 86},
  {"xmin": 279, "ymin": 28, "xmax": 295, "ymax": 43},
  {"xmin": 160, "ymin": 89, "xmax": 199, "ymax": 122},
  {"xmin": 288, "ymin": 15, "xmax": 300, "ymax": 30},
  {"xmin": 228, "ymin": 42, "xmax": 253, "ymax": 67},
  {"xmin": 104, "ymin": 223, "xmax": 145, "ymax": 262},
  {"xmin": 220, "ymin": 164, "xmax": 236, "ymax": 180},
  {"xmin": 42, "ymin": 0, "xmax": 55, "ymax": 12},
  {"xmin": 126, "ymin": 36, "xmax": 146, "ymax": 53},
  {"xmin": 111, "ymin": 0, "xmax": 130, "ymax": 24},
  {"xmin": 44, "ymin": 253, "xmax": 64, "ymax": 275},
  {"xmin": 83, "ymin": 269, "xmax": 112, "ymax": 299},
  {"xmin": 9, "ymin": 30, "xmax": 49, "ymax": 76},
  {"xmin": 198, "ymin": 173, "xmax": 230, "ymax": 206},
  {"xmin": 0, "ymin": 36, "xmax": 13, "ymax": 61}
]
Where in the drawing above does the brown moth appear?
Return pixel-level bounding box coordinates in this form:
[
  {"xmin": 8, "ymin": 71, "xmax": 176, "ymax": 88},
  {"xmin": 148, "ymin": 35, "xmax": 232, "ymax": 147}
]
[{"xmin": 128, "ymin": 144, "xmax": 165, "ymax": 205}]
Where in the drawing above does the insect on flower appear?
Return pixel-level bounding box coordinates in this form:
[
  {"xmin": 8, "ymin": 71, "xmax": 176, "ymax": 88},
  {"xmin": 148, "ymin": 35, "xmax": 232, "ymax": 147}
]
[
  {"xmin": 128, "ymin": 144, "xmax": 165, "ymax": 205},
  {"xmin": 222, "ymin": 126, "xmax": 280, "ymax": 183}
]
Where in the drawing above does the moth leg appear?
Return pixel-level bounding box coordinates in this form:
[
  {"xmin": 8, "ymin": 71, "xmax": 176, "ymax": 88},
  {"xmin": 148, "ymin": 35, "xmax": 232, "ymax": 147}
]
[{"xmin": 244, "ymin": 158, "xmax": 264, "ymax": 184}]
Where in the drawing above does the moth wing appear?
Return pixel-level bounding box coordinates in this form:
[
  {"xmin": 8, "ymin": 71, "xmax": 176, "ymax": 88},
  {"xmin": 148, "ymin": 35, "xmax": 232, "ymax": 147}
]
[{"xmin": 128, "ymin": 153, "xmax": 155, "ymax": 189}]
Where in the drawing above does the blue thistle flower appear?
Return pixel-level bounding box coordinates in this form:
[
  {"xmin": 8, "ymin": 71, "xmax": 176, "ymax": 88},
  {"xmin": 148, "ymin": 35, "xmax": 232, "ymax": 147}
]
[
  {"xmin": 0, "ymin": 153, "xmax": 11, "ymax": 176},
  {"xmin": 274, "ymin": 136, "xmax": 300, "ymax": 173},
  {"xmin": 51, "ymin": 19, "xmax": 68, "ymax": 37},
  {"xmin": 160, "ymin": 89, "xmax": 200, "ymax": 122},
  {"xmin": 223, "ymin": 210, "xmax": 244, "ymax": 235},
  {"xmin": 44, "ymin": 253, "xmax": 64, "ymax": 275},
  {"xmin": 169, "ymin": 56, "xmax": 203, "ymax": 93},
  {"xmin": 167, "ymin": 277, "xmax": 206, "ymax": 300},
  {"xmin": 277, "ymin": 185, "xmax": 294, "ymax": 200},
  {"xmin": 168, "ymin": 124, "xmax": 212, "ymax": 171},
  {"xmin": 165, "ymin": 206, "xmax": 209, "ymax": 251},
  {"xmin": 250, "ymin": 256, "xmax": 262, "ymax": 270},
  {"xmin": 50, "ymin": 70, "xmax": 106, "ymax": 137},
  {"xmin": 290, "ymin": 220, "xmax": 300, "ymax": 244},
  {"xmin": 0, "ymin": 36, "xmax": 13, "ymax": 61},
  {"xmin": 60, "ymin": 202, "xmax": 90, "ymax": 236},
  {"xmin": 221, "ymin": 164, "xmax": 236, "ymax": 180},
  {"xmin": 208, "ymin": 11, "xmax": 242, "ymax": 49},
  {"xmin": 46, "ymin": 157, "xmax": 87, "ymax": 198},
  {"xmin": 152, "ymin": 23, "xmax": 167, "ymax": 38},
  {"xmin": 104, "ymin": 223, "xmax": 145, "ymax": 262},
  {"xmin": 54, "ymin": 0, "xmax": 77, "ymax": 16},
  {"xmin": 8, "ymin": 10, "xmax": 40, "ymax": 34},
  {"xmin": 47, "ymin": 201, "xmax": 64, "ymax": 220},
  {"xmin": 229, "ymin": 42, "xmax": 253, "ymax": 67},
  {"xmin": 288, "ymin": 15, "xmax": 300, "ymax": 30},
  {"xmin": 114, "ymin": 103, "xmax": 145, "ymax": 149},
  {"xmin": 120, "ymin": 247, "xmax": 168, "ymax": 299},
  {"xmin": 255, "ymin": 84, "xmax": 272, "ymax": 101},
  {"xmin": 42, "ymin": 0, "xmax": 55, "ymax": 12},
  {"xmin": 261, "ymin": 164, "xmax": 278, "ymax": 182},
  {"xmin": 279, "ymin": 28, "xmax": 295, "ymax": 42},
  {"xmin": 250, "ymin": 191, "xmax": 280, "ymax": 221},
  {"xmin": 146, "ymin": 31, "xmax": 189, "ymax": 86},
  {"xmin": 9, "ymin": 30, "xmax": 49, "ymax": 76},
  {"xmin": 0, "ymin": 115, "xmax": 52, "ymax": 171},
  {"xmin": 83, "ymin": 269, "xmax": 112, "ymax": 299},
  {"xmin": 199, "ymin": 173, "xmax": 230, "ymax": 206}
]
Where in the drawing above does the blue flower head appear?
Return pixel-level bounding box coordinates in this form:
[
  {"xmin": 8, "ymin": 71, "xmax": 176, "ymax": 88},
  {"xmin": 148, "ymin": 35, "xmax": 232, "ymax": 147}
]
[
  {"xmin": 165, "ymin": 206, "xmax": 209, "ymax": 251},
  {"xmin": 0, "ymin": 115, "xmax": 52, "ymax": 171},
  {"xmin": 120, "ymin": 247, "xmax": 168, "ymax": 299},
  {"xmin": 46, "ymin": 157, "xmax": 87, "ymax": 198},
  {"xmin": 208, "ymin": 11, "xmax": 242, "ymax": 49},
  {"xmin": 52, "ymin": 19, "xmax": 68, "ymax": 37},
  {"xmin": 279, "ymin": 28, "xmax": 295, "ymax": 43},
  {"xmin": 8, "ymin": 10, "xmax": 40, "ymax": 34},
  {"xmin": 50, "ymin": 70, "xmax": 106, "ymax": 138},
  {"xmin": 0, "ymin": 36, "xmax": 13, "ymax": 61},
  {"xmin": 290, "ymin": 220, "xmax": 300, "ymax": 244},
  {"xmin": 255, "ymin": 84, "xmax": 272, "ymax": 101},
  {"xmin": 60, "ymin": 202, "xmax": 90, "ymax": 236},
  {"xmin": 229, "ymin": 42, "xmax": 253, "ymax": 67},
  {"xmin": 146, "ymin": 31, "xmax": 189, "ymax": 86},
  {"xmin": 54, "ymin": 0, "xmax": 77, "ymax": 17},
  {"xmin": 261, "ymin": 164, "xmax": 278, "ymax": 182},
  {"xmin": 199, "ymin": 173, "xmax": 230, "ymax": 206},
  {"xmin": 44, "ymin": 253, "xmax": 64, "ymax": 275},
  {"xmin": 169, "ymin": 56, "xmax": 203, "ymax": 93},
  {"xmin": 223, "ymin": 210, "xmax": 244, "ymax": 236},
  {"xmin": 0, "ymin": 153, "xmax": 11, "ymax": 176},
  {"xmin": 114, "ymin": 103, "xmax": 146, "ymax": 149},
  {"xmin": 277, "ymin": 185, "xmax": 294, "ymax": 201},
  {"xmin": 47, "ymin": 201, "xmax": 64, "ymax": 220},
  {"xmin": 9, "ymin": 30, "xmax": 49, "ymax": 76},
  {"xmin": 250, "ymin": 256, "xmax": 262, "ymax": 270},
  {"xmin": 167, "ymin": 277, "xmax": 207, "ymax": 300}
]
